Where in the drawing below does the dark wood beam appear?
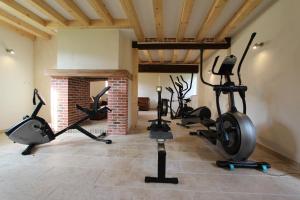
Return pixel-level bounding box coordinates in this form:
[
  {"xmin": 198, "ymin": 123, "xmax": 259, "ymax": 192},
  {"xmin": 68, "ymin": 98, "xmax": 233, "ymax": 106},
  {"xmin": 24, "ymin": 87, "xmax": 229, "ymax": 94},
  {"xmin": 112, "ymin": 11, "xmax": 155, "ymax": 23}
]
[
  {"xmin": 132, "ymin": 38, "xmax": 231, "ymax": 50},
  {"xmin": 139, "ymin": 64, "xmax": 199, "ymax": 73}
]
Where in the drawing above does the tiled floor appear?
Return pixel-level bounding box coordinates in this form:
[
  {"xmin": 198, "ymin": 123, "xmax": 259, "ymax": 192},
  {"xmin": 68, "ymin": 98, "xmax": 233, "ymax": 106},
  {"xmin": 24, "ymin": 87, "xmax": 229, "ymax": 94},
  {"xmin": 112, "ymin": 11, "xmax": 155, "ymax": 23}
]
[{"xmin": 0, "ymin": 111, "xmax": 300, "ymax": 200}]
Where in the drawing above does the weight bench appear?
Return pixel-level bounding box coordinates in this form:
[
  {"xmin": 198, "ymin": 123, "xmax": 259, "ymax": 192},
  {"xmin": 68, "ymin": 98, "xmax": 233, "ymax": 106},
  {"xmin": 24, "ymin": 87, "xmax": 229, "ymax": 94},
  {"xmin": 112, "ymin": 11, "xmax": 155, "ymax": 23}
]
[{"xmin": 145, "ymin": 130, "xmax": 179, "ymax": 184}]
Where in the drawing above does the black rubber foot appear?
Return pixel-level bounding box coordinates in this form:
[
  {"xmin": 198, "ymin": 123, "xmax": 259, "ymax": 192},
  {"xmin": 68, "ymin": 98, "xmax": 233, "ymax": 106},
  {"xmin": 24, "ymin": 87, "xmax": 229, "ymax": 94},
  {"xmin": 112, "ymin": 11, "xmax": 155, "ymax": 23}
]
[
  {"xmin": 145, "ymin": 176, "xmax": 178, "ymax": 184},
  {"xmin": 189, "ymin": 132, "xmax": 197, "ymax": 135},
  {"xmin": 105, "ymin": 140, "xmax": 112, "ymax": 144},
  {"xmin": 22, "ymin": 145, "xmax": 35, "ymax": 156}
]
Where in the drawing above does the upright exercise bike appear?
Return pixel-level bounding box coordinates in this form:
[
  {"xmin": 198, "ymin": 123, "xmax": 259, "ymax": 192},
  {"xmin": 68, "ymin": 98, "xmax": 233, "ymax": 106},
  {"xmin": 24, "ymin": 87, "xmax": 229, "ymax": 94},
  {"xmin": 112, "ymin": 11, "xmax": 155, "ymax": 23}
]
[
  {"xmin": 190, "ymin": 32, "xmax": 271, "ymax": 172},
  {"xmin": 6, "ymin": 87, "xmax": 112, "ymax": 155}
]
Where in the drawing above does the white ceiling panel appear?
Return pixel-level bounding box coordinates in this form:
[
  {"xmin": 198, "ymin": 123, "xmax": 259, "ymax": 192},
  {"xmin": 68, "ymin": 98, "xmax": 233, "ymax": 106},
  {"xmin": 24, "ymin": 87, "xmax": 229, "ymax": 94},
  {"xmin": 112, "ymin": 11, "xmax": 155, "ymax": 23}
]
[
  {"xmin": 177, "ymin": 50, "xmax": 188, "ymax": 61},
  {"xmin": 15, "ymin": 0, "xmax": 50, "ymax": 20},
  {"xmin": 164, "ymin": 50, "xmax": 172, "ymax": 62},
  {"xmin": 74, "ymin": 0, "xmax": 100, "ymax": 20},
  {"xmin": 163, "ymin": 0, "xmax": 183, "ymax": 38},
  {"xmin": 103, "ymin": 0, "xmax": 127, "ymax": 19},
  {"xmin": 207, "ymin": 0, "xmax": 244, "ymax": 37},
  {"xmin": 45, "ymin": 0, "xmax": 75, "ymax": 20},
  {"xmin": 133, "ymin": 0, "xmax": 156, "ymax": 38},
  {"xmin": 185, "ymin": 0, "xmax": 214, "ymax": 38}
]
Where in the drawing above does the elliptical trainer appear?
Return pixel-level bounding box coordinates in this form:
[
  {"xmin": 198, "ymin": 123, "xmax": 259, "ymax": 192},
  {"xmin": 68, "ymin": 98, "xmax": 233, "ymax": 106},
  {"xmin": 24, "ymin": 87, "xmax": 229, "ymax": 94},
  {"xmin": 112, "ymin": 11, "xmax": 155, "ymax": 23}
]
[
  {"xmin": 6, "ymin": 87, "xmax": 112, "ymax": 155},
  {"xmin": 166, "ymin": 74, "xmax": 194, "ymax": 119},
  {"xmin": 190, "ymin": 32, "xmax": 271, "ymax": 172}
]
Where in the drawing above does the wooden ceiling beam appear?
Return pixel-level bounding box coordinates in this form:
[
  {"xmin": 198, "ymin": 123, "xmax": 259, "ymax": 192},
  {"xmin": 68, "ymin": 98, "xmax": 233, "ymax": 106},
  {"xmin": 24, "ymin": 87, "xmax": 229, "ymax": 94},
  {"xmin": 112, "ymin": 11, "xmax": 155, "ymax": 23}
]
[
  {"xmin": 88, "ymin": 0, "xmax": 113, "ymax": 25},
  {"xmin": 0, "ymin": 8, "xmax": 51, "ymax": 39},
  {"xmin": 56, "ymin": 0, "xmax": 90, "ymax": 26},
  {"xmin": 175, "ymin": 0, "xmax": 195, "ymax": 64},
  {"xmin": 120, "ymin": 0, "xmax": 151, "ymax": 62},
  {"xmin": 183, "ymin": 0, "xmax": 228, "ymax": 63},
  {"xmin": 142, "ymin": 50, "xmax": 152, "ymax": 62},
  {"xmin": 153, "ymin": 0, "xmax": 164, "ymax": 63},
  {"xmin": 196, "ymin": 0, "xmax": 228, "ymax": 41},
  {"xmin": 0, "ymin": 0, "xmax": 55, "ymax": 35},
  {"xmin": 0, "ymin": 0, "xmax": 46, "ymax": 26},
  {"xmin": 193, "ymin": 0, "xmax": 262, "ymax": 63},
  {"xmin": 171, "ymin": 49, "xmax": 178, "ymax": 63},
  {"xmin": 177, "ymin": 0, "xmax": 195, "ymax": 41},
  {"xmin": 28, "ymin": 0, "xmax": 68, "ymax": 26},
  {"xmin": 0, "ymin": 20, "xmax": 36, "ymax": 40},
  {"xmin": 153, "ymin": 0, "xmax": 163, "ymax": 41},
  {"xmin": 216, "ymin": 0, "xmax": 262, "ymax": 41},
  {"xmin": 120, "ymin": 0, "xmax": 144, "ymax": 41},
  {"xmin": 47, "ymin": 19, "xmax": 130, "ymax": 29}
]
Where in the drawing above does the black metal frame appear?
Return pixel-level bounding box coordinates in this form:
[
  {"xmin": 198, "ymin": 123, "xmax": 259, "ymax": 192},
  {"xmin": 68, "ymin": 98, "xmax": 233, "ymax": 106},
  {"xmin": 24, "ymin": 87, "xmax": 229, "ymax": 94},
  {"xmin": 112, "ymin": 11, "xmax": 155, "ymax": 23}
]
[
  {"xmin": 145, "ymin": 141, "xmax": 178, "ymax": 184},
  {"xmin": 132, "ymin": 38, "xmax": 231, "ymax": 49},
  {"xmin": 139, "ymin": 64, "xmax": 199, "ymax": 73}
]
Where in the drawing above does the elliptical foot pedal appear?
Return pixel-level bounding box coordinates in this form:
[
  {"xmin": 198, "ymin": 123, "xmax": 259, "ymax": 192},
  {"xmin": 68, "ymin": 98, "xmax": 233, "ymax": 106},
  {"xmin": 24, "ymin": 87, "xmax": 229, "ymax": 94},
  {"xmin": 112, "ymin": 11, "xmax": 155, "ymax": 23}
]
[{"xmin": 145, "ymin": 176, "xmax": 178, "ymax": 184}]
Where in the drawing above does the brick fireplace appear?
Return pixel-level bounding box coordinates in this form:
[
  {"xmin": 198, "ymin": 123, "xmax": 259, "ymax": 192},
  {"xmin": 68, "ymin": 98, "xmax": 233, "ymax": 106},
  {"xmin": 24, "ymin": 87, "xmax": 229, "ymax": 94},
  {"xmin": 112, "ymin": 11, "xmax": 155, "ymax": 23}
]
[{"xmin": 47, "ymin": 69, "xmax": 131, "ymax": 135}]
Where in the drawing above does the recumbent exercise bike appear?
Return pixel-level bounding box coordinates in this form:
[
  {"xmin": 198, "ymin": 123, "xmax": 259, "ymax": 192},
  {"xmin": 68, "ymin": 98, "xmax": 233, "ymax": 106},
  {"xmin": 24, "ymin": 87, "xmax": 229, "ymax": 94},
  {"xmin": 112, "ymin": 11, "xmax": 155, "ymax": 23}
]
[{"xmin": 6, "ymin": 86, "xmax": 112, "ymax": 155}]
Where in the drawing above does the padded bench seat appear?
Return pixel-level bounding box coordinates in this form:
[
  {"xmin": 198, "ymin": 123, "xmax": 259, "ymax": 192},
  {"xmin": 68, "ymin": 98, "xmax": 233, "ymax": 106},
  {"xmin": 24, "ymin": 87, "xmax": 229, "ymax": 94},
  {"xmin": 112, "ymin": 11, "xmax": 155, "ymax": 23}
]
[{"xmin": 149, "ymin": 131, "xmax": 173, "ymax": 140}]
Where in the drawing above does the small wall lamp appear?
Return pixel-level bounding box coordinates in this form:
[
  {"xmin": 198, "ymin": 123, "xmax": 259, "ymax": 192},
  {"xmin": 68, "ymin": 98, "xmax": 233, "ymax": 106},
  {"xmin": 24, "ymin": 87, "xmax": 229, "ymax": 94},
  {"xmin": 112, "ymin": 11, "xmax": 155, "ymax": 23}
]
[
  {"xmin": 6, "ymin": 48, "xmax": 15, "ymax": 55},
  {"xmin": 253, "ymin": 42, "xmax": 264, "ymax": 50}
]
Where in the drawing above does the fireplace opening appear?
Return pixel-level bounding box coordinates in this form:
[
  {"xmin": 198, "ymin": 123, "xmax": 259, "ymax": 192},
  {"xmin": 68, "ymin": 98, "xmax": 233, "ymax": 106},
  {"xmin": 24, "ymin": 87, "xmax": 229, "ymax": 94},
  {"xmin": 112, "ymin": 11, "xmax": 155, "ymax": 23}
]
[
  {"xmin": 49, "ymin": 70, "xmax": 130, "ymax": 135},
  {"xmin": 88, "ymin": 79, "xmax": 109, "ymax": 135}
]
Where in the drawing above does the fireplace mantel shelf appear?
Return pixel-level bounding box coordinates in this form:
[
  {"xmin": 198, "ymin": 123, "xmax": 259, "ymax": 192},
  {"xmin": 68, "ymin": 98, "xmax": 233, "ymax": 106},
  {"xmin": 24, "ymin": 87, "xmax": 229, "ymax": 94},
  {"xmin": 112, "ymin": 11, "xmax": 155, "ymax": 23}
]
[{"xmin": 45, "ymin": 69, "xmax": 132, "ymax": 80}]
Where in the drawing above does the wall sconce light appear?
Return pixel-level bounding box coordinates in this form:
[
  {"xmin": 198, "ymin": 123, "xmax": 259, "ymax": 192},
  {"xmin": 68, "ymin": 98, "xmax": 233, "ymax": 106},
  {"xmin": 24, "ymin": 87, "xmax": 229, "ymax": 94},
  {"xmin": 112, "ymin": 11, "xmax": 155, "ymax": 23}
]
[
  {"xmin": 6, "ymin": 48, "xmax": 15, "ymax": 55},
  {"xmin": 253, "ymin": 42, "xmax": 264, "ymax": 50}
]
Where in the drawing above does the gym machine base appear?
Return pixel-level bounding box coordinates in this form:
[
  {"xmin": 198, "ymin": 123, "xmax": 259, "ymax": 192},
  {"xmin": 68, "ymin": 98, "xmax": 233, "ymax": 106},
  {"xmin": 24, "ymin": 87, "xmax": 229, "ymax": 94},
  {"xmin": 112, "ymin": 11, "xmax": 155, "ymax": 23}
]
[
  {"xmin": 145, "ymin": 86, "xmax": 178, "ymax": 184},
  {"xmin": 145, "ymin": 133, "xmax": 178, "ymax": 184},
  {"xmin": 190, "ymin": 131, "xmax": 271, "ymax": 172}
]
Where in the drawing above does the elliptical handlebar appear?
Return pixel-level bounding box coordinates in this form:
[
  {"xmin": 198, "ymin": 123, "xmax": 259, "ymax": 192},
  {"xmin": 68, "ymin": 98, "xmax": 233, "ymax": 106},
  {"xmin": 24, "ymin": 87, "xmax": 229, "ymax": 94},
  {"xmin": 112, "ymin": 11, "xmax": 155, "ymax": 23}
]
[
  {"xmin": 237, "ymin": 32, "xmax": 256, "ymax": 85},
  {"xmin": 180, "ymin": 75, "xmax": 188, "ymax": 91},
  {"xmin": 183, "ymin": 73, "xmax": 193, "ymax": 96},
  {"xmin": 211, "ymin": 56, "xmax": 220, "ymax": 75},
  {"xmin": 169, "ymin": 75, "xmax": 179, "ymax": 94},
  {"xmin": 199, "ymin": 49, "xmax": 215, "ymax": 87}
]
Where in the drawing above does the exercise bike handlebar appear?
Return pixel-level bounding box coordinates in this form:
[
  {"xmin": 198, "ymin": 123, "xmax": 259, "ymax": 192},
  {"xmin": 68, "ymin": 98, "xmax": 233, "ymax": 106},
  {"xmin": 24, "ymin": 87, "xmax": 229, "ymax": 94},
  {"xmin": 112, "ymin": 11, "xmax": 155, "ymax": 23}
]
[
  {"xmin": 33, "ymin": 89, "xmax": 45, "ymax": 105},
  {"xmin": 237, "ymin": 32, "xmax": 256, "ymax": 85}
]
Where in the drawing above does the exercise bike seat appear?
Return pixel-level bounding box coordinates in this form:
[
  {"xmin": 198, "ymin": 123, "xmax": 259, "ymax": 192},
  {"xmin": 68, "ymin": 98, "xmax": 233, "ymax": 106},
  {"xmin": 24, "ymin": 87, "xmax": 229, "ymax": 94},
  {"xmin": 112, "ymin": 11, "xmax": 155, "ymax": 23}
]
[{"xmin": 150, "ymin": 130, "xmax": 173, "ymax": 140}]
